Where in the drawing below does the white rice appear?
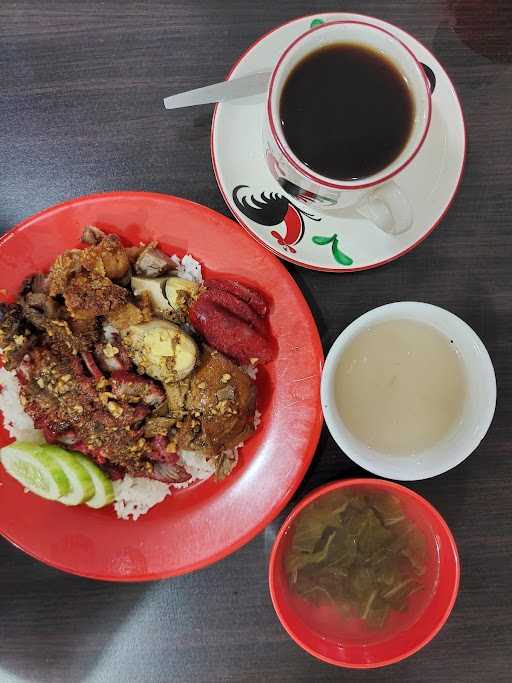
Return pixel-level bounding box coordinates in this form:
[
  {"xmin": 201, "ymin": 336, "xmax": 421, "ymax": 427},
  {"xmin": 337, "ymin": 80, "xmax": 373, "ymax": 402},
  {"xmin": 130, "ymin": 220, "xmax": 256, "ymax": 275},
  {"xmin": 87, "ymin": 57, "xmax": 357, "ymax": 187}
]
[
  {"xmin": 171, "ymin": 254, "xmax": 203, "ymax": 283},
  {"xmin": 0, "ymin": 368, "xmax": 43, "ymax": 443},
  {"xmin": 178, "ymin": 449, "xmax": 216, "ymax": 481},
  {"xmin": 113, "ymin": 475, "xmax": 171, "ymax": 521},
  {"xmin": 102, "ymin": 322, "xmax": 118, "ymax": 342}
]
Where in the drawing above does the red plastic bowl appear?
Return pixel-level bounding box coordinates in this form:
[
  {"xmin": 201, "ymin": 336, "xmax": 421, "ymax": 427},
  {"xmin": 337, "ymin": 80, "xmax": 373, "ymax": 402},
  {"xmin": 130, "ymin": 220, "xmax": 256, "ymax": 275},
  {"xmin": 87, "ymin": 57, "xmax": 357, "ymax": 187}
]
[{"xmin": 269, "ymin": 478, "xmax": 460, "ymax": 668}]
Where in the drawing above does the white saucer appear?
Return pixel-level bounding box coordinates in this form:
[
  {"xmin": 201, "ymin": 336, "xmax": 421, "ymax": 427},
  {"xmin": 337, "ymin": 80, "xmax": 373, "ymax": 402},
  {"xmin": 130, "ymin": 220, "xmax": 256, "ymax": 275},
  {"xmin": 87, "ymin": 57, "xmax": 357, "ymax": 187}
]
[{"xmin": 211, "ymin": 13, "xmax": 466, "ymax": 272}]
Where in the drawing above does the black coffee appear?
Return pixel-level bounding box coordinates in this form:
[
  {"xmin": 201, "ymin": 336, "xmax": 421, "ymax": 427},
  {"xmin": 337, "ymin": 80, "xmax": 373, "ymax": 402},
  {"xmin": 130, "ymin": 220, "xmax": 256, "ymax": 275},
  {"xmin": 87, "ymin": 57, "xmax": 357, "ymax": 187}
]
[{"xmin": 279, "ymin": 43, "xmax": 415, "ymax": 181}]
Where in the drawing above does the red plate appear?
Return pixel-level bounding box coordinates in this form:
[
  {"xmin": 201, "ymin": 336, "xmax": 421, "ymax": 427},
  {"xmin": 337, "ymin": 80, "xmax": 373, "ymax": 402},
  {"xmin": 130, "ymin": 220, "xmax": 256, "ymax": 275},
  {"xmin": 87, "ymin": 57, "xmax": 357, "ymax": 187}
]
[{"xmin": 0, "ymin": 192, "xmax": 323, "ymax": 581}]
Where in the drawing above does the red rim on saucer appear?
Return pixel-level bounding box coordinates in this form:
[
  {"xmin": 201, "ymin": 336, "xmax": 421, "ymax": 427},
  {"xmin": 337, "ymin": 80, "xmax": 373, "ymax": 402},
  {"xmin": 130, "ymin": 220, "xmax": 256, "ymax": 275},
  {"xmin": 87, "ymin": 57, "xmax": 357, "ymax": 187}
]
[
  {"xmin": 269, "ymin": 478, "xmax": 460, "ymax": 668},
  {"xmin": 0, "ymin": 192, "xmax": 324, "ymax": 581}
]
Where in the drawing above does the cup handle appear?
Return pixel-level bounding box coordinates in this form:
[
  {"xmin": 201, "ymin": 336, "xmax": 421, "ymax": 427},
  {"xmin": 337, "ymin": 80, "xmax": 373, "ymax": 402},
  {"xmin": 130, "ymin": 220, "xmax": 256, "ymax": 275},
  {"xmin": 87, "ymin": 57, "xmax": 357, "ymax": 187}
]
[{"xmin": 356, "ymin": 181, "xmax": 413, "ymax": 235}]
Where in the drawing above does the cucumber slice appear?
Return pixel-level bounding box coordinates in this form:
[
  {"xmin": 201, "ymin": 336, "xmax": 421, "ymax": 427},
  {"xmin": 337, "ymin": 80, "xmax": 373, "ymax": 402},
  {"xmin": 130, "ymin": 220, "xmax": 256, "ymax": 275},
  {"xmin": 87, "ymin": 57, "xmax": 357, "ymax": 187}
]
[
  {"xmin": 79, "ymin": 456, "xmax": 115, "ymax": 508},
  {"xmin": 0, "ymin": 442, "xmax": 70, "ymax": 500},
  {"xmin": 41, "ymin": 446, "xmax": 95, "ymax": 506}
]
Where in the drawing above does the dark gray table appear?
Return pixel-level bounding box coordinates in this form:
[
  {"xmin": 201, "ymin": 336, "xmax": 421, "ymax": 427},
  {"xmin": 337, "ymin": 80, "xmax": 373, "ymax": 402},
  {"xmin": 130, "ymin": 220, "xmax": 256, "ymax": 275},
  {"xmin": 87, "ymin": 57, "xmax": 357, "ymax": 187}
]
[{"xmin": 1, "ymin": 1, "xmax": 511, "ymax": 681}]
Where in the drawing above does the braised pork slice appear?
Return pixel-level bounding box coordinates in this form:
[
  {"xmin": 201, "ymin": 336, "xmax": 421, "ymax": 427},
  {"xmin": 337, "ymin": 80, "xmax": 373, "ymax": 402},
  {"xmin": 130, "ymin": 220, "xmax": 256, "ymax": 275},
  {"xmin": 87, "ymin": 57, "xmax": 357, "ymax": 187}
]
[
  {"xmin": 48, "ymin": 250, "xmax": 83, "ymax": 297},
  {"xmin": 165, "ymin": 378, "xmax": 190, "ymax": 418},
  {"xmin": 64, "ymin": 272, "xmax": 128, "ymax": 320},
  {"xmin": 177, "ymin": 348, "xmax": 256, "ymax": 455},
  {"xmin": 49, "ymin": 232, "xmax": 131, "ymax": 303},
  {"xmin": 0, "ymin": 303, "xmax": 38, "ymax": 370},
  {"xmin": 81, "ymin": 225, "xmax": 106, "ymax": 245},
  {"xmin": 80, "ymin": 234, "xmax": 130, "ymax": 282},
  {"xmin": 134, "ymin": 241, "xmax": 174, "ymax": 277}
]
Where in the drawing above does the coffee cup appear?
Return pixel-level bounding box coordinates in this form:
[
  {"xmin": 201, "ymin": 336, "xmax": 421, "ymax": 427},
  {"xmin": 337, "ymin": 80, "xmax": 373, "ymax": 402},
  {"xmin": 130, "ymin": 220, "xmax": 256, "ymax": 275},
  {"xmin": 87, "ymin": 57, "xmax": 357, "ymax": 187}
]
[{"xmin": 264, "ymin": 20, "xmax": 432, "ymax": 234}]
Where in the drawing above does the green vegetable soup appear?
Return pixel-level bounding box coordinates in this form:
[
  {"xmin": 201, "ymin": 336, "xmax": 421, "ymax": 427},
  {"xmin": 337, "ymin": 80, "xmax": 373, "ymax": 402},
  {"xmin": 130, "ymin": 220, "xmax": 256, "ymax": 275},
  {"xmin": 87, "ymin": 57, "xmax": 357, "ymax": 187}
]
[{"xmin": 284, "ymin": 488, "xmax": 438, "ymax": 641}]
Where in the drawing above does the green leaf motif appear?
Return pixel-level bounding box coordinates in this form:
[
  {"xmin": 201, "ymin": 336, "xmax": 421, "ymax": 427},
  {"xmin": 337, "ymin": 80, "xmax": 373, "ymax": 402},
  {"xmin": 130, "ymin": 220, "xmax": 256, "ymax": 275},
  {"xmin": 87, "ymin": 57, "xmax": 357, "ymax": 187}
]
[
  {"xmin": 312, "ymin": 234, "xmax": 335, "ymax": 246},
  {"xmin": 332, "ymin": 237, "xmax": 354, "ymax": 266},
  {"xmin": 311, "ymin": 233, "xmax": 353, "ymax": 265},
  {"xmin": 310, "ymin": 18, "xmax": 325, "ymax": 28}
]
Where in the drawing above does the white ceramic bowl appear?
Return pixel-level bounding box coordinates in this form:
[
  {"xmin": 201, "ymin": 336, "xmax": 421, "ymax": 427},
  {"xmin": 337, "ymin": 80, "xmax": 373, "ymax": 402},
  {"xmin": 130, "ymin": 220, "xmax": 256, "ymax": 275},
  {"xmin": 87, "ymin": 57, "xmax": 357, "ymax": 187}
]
[{"xmin": 321, "ymin": 302, "xmax": 496, "ymax": 480}]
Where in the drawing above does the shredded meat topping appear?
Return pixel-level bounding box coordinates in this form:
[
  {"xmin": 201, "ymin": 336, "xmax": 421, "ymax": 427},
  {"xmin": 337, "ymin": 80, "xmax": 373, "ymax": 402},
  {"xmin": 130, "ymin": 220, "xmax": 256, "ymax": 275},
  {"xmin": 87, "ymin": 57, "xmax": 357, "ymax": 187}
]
[{"xmin": 0, "ymin": 231, "xmax": 261, "ymax": 481}]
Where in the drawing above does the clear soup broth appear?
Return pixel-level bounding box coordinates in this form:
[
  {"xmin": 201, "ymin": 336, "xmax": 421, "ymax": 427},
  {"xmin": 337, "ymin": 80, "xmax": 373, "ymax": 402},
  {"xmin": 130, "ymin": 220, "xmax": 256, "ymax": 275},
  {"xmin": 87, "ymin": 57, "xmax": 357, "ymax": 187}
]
[{"xmin": 282, "ymin": 487, "xmax": 439, "ymax": 645}]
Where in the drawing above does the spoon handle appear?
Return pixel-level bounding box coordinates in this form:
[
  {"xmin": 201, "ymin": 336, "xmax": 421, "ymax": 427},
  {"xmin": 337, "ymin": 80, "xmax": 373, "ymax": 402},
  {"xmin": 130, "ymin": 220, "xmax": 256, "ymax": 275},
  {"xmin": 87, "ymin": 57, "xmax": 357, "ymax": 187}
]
[{"xmin": 163, "ymin": 72, "xmax": 271, "ymax": 110}]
